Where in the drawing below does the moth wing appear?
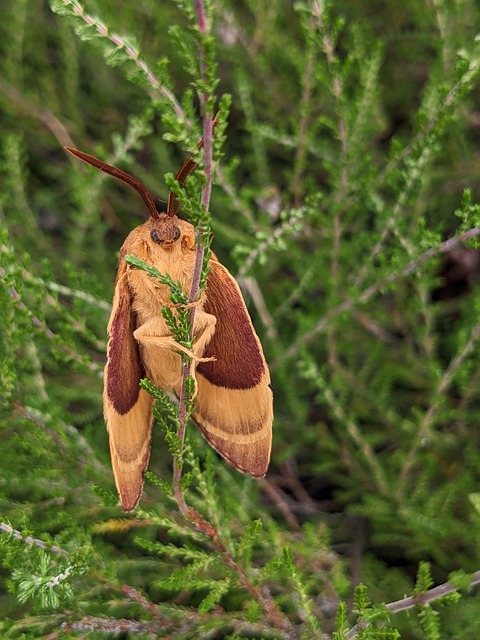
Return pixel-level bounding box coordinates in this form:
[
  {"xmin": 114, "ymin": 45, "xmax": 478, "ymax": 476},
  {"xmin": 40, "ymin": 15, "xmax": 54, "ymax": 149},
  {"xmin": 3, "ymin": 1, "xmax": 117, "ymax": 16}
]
[
  {"xmin": 195, "ymin": 260, "xmax": 273, "ymax": 477},
  {"xmin": 104, "ymin": 252, "xmax": 153, "ymax": 511}
]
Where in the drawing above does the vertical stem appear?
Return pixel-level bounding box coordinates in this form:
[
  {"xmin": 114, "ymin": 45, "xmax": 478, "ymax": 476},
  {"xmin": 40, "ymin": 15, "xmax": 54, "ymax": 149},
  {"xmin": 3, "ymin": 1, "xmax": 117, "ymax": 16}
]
[
  {"xmin": 173, "ymin": 0, "xmax": 214, "ymax": 513},
  {"xmin": 195, "ymin": 0, "xmax": 207, "ymax": 33}
]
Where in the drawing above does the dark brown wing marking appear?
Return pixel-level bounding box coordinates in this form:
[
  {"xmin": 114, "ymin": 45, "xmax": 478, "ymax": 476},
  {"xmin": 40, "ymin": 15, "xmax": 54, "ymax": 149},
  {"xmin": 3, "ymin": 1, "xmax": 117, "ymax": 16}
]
[
  {"xmin": 197, "ymin": 261, "xmax": 266, "ymax": 389},
  {"xmin": 105, "ymin": 255, "xmax": 144, "ymax": 414}
]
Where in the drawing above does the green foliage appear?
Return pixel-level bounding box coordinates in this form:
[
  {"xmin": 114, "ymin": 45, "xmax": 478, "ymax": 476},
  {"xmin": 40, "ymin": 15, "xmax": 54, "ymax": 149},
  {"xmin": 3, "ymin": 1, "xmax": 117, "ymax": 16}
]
[
  {"xmin": 3, "ymin": 537, "xmax": 87, "ymax": 611},
  {"xmin": 3, "ymin": 0, "xmax": 480, "ymax": 637}
]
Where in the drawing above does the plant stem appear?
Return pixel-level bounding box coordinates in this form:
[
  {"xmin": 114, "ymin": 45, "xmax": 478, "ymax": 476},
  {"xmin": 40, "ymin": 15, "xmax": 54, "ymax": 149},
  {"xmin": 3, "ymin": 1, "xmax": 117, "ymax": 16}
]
[
  {"xmin": 173, "ymin": 0, "xmax": 215, "ymax": 514},
  {"xmin": 345, "ymin": 570, "xmax": 480, "ymax": 639},
  {"xmin": 0, "ymin": 522, "xmax": 68, "ymax": 556},
  {"xmin": 187, "ymin": 508, "xmax": 295, "ymax": 634}
]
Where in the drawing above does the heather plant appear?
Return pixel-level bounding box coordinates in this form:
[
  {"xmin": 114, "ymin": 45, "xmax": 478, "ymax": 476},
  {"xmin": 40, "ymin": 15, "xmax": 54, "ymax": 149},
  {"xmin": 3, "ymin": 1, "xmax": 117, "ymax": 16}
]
[{"xmin": 2, "ymin": 0, "xmax": 480, "ymax": 638}]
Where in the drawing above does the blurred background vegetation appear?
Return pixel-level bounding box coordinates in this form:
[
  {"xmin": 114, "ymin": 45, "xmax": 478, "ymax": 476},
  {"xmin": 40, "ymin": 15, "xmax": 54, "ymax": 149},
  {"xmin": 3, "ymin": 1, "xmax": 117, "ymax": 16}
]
[{"xmin": 2, "ymin": 0, "xmax": 480, "ymax": 637}]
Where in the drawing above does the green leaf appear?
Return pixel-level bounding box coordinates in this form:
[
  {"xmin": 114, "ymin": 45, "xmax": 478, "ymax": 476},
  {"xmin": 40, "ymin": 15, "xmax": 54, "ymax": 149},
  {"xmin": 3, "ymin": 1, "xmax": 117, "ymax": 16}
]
[{"xmin": 198, "ymin": 578, "xmax": 231, "ymax": 613}]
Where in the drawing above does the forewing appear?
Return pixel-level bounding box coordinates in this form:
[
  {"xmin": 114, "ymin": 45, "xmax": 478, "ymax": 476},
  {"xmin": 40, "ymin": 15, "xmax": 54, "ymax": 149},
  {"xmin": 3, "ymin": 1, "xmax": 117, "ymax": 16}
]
[
  {"xmin": 104, "ymin": 253, "xmax": 153, "ymax": 510},
  {"xmin": 195, "ymin": 260, "xmax": 273, "ymax": 477}
]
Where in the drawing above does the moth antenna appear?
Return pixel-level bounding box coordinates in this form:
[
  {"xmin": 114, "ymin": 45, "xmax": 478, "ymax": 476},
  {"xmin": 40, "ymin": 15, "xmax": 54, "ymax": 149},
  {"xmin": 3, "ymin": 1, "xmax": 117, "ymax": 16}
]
[
  {"xmin": 167, "ymin": 112, "xmax": 220, "ymax": 218},
  {"xmin": 167, "ymin": 155, "xmax": 198, "ymax": 218},
  {"xmin": 65, "ymin": 146, "xmax": 160, "ymax": 220}
]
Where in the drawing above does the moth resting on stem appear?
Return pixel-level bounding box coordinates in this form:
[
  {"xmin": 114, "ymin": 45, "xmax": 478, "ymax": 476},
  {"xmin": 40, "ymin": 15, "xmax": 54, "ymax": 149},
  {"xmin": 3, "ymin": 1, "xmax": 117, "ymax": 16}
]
[{"xmin": 65, "ymin": 132, "xmax": 273, "ymax": 511}]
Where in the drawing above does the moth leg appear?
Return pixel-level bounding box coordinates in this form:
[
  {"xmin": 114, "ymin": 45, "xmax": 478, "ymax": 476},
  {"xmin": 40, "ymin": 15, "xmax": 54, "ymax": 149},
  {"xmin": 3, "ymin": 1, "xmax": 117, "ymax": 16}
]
[
  {"xmin": 134, "ymin": 330, "xmax": 215, "ymax": 363},
  {"xmin": 134, "ymin": 311, "xmax": 216, "ymax": 355},
  {"xmin": 163, "ymin": 292, "xmax": 206, "ymax": 311},
  {"xmin": 175, "ymin": 344, "xmax": 216, "ymax": 363},
  {"xmin": 187, "ymin": 309, "xmax": 217, "ymax": 398},
  {"xmin": 134, "ymin": 326, "xmax": 190, "ymax": 360},
  {"xmin": 175, "ymin": 299, "xmax": 203, "ymax": 310},
  {"xmin": 133, "ymin": 311, "xmax": 217, "ymax": 394}
]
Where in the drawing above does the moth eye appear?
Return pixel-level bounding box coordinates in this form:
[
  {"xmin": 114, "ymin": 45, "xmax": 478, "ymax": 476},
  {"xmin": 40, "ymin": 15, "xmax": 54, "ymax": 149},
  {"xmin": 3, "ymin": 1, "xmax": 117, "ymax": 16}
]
[
  {"xmin": 173, "ymin": 226, "xmax": 180, "ymax": 241},
  {"xmin": 150, "ymin": 229, "xmax": 162, "ymax": 244}
]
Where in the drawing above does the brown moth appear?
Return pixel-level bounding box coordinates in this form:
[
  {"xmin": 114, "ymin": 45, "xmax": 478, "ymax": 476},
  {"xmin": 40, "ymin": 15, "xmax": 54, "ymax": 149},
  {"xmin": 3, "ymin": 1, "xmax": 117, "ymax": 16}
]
[{"xmin": 65, "ymin": 138, "xmax": 273, "ymax": 511}]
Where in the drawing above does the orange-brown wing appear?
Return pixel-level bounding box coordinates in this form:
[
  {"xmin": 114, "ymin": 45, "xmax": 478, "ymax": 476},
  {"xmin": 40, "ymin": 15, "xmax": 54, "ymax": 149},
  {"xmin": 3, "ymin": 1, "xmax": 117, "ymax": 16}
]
[
  {"xmin": 104, "ymin": 252, "xmax": 153, "ymax": 511},
  {"xmin": 195, "ymin": 260, "xmax": 273, "ymax": 477}
]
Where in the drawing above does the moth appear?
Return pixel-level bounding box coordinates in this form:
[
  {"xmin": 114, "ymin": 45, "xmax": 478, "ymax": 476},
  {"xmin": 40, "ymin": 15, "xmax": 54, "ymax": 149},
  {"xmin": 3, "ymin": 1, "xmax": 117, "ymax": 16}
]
[{"xmin": 65, "ymin": 137, "xmax": 273, "ymax": 511}]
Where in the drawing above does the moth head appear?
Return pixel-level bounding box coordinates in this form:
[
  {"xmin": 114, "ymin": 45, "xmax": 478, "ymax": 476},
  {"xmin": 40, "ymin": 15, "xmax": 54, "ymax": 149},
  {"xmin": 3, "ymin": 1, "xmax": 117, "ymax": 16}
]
[
  {"xmin": 149, "ymin": 213, "xmax": 181, "ymax": 247},
  {"xmin": 146, "ymin": 214, "xmax": 196, "ymax": 255}
]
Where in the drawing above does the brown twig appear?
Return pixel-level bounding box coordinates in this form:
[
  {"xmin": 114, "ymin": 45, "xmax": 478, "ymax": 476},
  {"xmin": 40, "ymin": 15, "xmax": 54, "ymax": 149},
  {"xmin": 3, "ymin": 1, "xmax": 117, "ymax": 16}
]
[
  {"xmin": 187, "ymin": 507, "xmax": 295, "ymax": 635},
  {"xmin": 63, "ymin": 616, "xmax": 162, "ymax": 636},
  {"xmin": 0, "ymin": 522, "xmax": 68, "ymax": 557},
  {"xmin": 120, "ymin": 584, "xmax": 171, "ymax": 623},
  {"xmin": 345, "ymin": 570, "xmax": 480, "ymax": 639}
]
